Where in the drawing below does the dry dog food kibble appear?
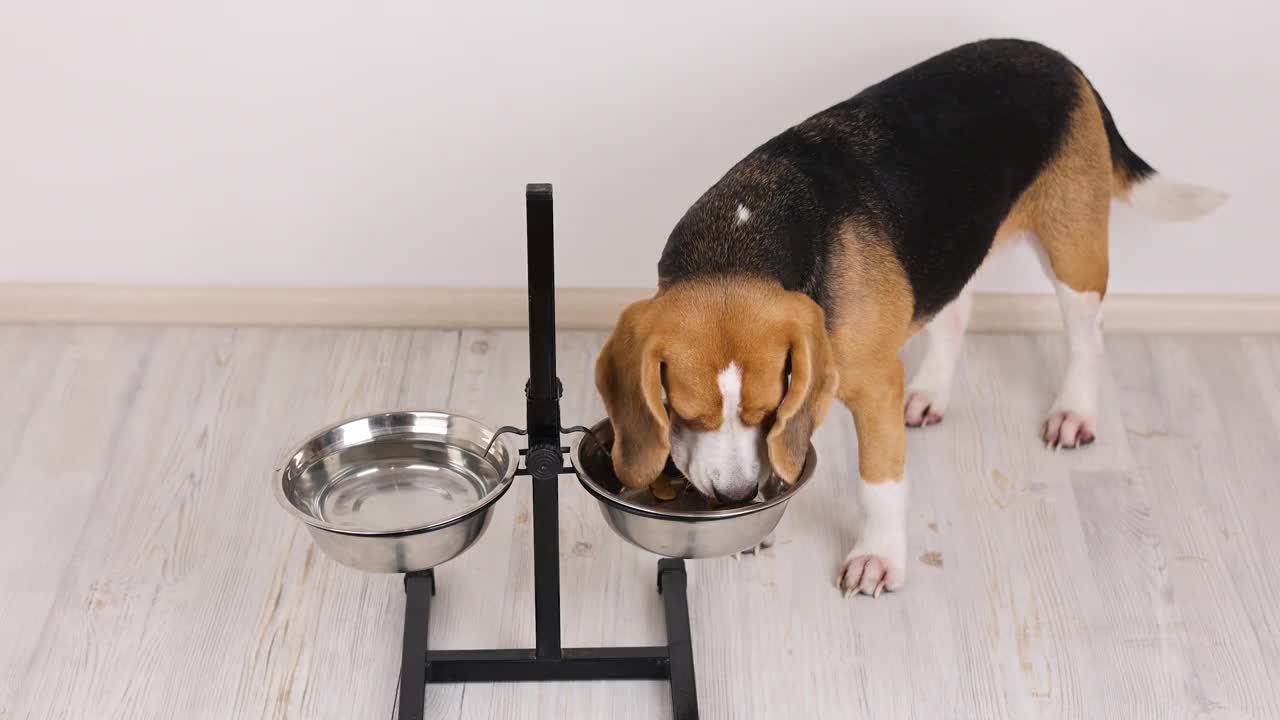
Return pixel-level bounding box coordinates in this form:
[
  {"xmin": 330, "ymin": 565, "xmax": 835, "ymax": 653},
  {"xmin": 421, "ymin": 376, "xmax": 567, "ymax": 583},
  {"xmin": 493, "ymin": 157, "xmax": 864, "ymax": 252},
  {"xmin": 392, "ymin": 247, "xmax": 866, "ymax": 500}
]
[{"xmin": 650, "ymin": 475, "xmax": 678, "ymax": 501}]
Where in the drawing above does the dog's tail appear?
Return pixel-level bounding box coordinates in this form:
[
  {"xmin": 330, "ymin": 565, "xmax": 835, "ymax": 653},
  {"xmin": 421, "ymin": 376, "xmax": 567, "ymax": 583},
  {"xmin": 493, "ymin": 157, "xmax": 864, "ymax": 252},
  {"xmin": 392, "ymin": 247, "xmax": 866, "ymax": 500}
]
[{"xmin": 1091, "ymin": 87, "xmax": 1228, "ymax": 221}]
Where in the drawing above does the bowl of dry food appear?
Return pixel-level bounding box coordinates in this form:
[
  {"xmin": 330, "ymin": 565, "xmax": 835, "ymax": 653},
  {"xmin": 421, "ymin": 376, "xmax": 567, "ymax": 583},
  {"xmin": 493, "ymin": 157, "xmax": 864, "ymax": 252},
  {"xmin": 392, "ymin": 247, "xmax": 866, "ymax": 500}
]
[{"xmin": 570, "ymin": 419, "xmax": 815, "ymax": 558}]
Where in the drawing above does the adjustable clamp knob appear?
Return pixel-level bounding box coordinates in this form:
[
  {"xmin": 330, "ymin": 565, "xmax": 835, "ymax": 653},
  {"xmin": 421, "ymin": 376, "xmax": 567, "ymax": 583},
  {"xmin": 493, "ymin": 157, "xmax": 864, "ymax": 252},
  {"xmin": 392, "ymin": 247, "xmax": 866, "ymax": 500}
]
[{"xmin": 525, "ymin": 444, "xmax": 563, "ymax": 480}]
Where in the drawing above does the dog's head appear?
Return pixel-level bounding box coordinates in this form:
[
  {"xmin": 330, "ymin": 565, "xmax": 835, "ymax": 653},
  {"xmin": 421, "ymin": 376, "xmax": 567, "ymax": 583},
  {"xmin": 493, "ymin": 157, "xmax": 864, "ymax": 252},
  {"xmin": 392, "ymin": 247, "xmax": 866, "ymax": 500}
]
[{"xmin": 595, "ymin": 277, "xmax": 838, "ymax": 504}]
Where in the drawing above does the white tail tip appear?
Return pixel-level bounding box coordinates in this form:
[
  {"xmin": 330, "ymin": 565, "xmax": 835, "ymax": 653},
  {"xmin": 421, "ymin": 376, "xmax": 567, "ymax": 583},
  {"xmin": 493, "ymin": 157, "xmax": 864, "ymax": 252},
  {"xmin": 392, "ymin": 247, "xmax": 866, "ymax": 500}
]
[{"xmin": 1127, "ymin": 174, "xmax": 1228, "ymax": 221}]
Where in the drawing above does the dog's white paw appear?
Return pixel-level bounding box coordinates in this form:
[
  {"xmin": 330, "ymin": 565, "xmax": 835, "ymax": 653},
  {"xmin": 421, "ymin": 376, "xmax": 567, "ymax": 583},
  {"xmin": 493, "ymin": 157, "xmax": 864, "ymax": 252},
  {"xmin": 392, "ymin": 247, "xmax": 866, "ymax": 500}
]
[
  {"xmin": 837, "ymin": 550, "xmax": 905, "ymax": 598},
  {"xmin": 1043, "ymin": 409, "xmax": 1096, "ymax": 449},
  {"xmin": 837, "ymin": 529, "xmax": 906, "ymax": 598},
  {"xmin": 841, "ymin": 480, "xmax": 908, "ymax": 597},
  {"xmin": 903, "ymin": 387, "xmax": 948, "ymax": 427}
]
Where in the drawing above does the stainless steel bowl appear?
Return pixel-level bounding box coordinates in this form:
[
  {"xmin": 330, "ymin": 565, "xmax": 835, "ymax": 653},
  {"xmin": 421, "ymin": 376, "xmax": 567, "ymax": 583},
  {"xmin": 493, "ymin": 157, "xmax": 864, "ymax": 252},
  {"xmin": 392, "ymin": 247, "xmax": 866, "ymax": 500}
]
[
  {"xmin": 571, "ymin": 420, "xmax": 815, "ymax": 558},
  {"xmin": 274, "ymin": 411, "xmax": 518, "ymax": 573}
]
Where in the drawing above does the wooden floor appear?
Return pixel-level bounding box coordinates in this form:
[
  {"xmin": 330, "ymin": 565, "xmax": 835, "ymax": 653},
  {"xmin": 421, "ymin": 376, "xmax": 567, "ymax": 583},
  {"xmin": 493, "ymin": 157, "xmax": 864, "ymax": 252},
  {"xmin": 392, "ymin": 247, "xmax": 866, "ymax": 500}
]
[{"xmin": 2, "ymin": 326, "xmax": 1278, "ymax": 720}]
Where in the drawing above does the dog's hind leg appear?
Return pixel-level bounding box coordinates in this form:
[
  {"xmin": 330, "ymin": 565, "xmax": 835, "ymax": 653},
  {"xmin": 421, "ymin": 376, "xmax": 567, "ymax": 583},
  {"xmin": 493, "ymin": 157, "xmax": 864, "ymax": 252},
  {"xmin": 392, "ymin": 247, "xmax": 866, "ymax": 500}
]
[
  {"xmin": 1021, "ymin": 75, "xmax": 1114, "ymax": 449},
  {"xmin": 1040, "ymin": 270, "xmax": 1105, "ymax": 449},
  {"xmin": 904, "ymin": 285, "xmax": 973, "ymax": 427}
]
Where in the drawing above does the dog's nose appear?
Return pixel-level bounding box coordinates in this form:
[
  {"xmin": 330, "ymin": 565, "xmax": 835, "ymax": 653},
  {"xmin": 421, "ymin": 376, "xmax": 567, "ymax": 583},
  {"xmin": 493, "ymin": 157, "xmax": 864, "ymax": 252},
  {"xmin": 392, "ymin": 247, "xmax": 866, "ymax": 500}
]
[{"xmin": 714, "ymin": 485, "xmax": 756, "ymax": 505}]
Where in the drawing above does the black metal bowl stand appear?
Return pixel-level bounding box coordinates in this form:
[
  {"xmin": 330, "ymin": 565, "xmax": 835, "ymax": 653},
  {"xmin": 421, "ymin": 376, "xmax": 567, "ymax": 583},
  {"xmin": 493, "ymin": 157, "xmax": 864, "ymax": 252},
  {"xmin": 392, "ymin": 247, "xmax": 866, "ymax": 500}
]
[{"xmin": 396, "ymin": 184, "xmax": 699, "ymax": 720}]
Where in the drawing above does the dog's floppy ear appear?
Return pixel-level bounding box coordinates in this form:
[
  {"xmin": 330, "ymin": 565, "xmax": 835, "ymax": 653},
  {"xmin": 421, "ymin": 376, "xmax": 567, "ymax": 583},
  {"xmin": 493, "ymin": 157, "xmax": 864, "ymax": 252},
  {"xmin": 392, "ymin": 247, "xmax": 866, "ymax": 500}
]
[
  {"xmin": 766, "ymin": 296, "xmax": 839, "ymax": 483},
  {"xmin": 595, "ymin": 299, "xmax": 670, "ymax": 489}
]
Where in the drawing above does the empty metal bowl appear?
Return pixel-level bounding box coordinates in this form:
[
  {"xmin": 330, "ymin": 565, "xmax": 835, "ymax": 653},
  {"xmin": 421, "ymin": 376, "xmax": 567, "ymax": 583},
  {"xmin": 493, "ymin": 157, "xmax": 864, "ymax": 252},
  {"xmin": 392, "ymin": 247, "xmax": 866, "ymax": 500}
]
[
  {"xmin": 274, "ymin": 411, "xmax": 518, "ymax": 573},
  {"xmin": 570, "ymin": 420, "xmax": 815, "ymax": 558}
]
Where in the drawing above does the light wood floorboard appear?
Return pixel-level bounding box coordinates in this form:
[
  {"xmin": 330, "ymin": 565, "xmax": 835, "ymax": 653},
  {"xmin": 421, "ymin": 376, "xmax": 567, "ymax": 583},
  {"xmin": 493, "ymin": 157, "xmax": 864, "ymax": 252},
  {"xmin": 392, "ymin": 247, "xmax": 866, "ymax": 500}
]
[{"xmin": 2, "ymin": 328, "xmax": 1277, "ymax": 719}]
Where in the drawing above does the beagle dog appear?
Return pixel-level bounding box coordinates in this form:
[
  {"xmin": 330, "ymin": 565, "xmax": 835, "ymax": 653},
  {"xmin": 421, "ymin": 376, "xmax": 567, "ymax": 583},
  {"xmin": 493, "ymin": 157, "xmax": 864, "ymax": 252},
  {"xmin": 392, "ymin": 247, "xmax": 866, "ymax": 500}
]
[{"xmin": 595, "ymin": 39, "xmax": 1225, "ymax": 597}]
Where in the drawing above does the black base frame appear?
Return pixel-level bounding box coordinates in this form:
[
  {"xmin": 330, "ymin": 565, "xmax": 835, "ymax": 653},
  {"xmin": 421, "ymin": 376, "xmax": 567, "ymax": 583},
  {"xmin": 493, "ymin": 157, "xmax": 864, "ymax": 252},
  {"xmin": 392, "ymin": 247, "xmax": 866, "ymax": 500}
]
[{"xmin": 395, "ymin": 184, "xmax": 700, "ymax": 719}]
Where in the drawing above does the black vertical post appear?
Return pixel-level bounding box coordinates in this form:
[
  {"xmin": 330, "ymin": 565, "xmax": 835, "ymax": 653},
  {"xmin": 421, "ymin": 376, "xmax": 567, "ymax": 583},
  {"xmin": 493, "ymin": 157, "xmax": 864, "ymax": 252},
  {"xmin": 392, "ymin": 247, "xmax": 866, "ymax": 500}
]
[
  {"xmin": 524, "ymin": 183, "xmax": 563, "ymax": 660},
  {"xmin": 658, "ymin": 559, "xmax": 700, "ymax": 719},
  {"xmin": 399, "ymin": 570, "xmax": 434, "ymax": 720}
]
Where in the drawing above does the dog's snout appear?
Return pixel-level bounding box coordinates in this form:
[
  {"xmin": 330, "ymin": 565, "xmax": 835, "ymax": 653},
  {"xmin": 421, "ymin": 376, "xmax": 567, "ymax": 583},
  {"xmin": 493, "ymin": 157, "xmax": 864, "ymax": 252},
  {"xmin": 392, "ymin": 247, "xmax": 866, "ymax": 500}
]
[
  {"xmin": 667, "ymin": 389, "xmax": 767, "ymax": 505},
  {"xmin": 714, "ymin": 483, "xmax": 757, "ymax": 505}
]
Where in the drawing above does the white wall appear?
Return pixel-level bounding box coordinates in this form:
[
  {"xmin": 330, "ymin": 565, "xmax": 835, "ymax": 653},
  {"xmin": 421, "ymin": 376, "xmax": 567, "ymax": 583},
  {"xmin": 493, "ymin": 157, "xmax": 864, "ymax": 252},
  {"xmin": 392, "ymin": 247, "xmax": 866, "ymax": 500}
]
[{"xmin": 0, "ymin": 0, "xmax": 1272, "ymax": 293}]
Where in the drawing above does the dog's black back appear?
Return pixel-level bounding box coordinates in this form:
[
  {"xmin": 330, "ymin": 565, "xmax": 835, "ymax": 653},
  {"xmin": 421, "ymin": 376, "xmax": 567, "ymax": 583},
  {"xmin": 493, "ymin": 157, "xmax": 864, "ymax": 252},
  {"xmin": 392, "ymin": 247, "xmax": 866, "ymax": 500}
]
[{"xmin": 657, "ymin": 39, "xmax": 1084, "ymax": 321}]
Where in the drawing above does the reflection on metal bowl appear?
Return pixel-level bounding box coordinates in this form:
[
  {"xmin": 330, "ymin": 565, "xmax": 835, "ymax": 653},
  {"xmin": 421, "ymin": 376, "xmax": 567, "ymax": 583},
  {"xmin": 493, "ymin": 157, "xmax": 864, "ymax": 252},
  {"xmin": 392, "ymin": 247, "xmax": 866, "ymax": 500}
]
[{"xmin": 274, "ymin": 411, "xmax": 518, "ymax": 573}]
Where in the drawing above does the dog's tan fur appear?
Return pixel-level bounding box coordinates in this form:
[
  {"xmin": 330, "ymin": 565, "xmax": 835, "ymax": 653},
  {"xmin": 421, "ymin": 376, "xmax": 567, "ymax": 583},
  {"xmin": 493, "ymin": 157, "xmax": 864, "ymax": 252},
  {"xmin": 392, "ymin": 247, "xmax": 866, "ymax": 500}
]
[
  {"xmin": 596, "ymin": 277, "xmax": 837, "ymax": 489},
  {"xmin": 996, "ymin": 73, "xmax": 1114, "ymax": 296},
  {"xmin": 827, "ymin": 221, "xmax": 916, "ymax": 484}
]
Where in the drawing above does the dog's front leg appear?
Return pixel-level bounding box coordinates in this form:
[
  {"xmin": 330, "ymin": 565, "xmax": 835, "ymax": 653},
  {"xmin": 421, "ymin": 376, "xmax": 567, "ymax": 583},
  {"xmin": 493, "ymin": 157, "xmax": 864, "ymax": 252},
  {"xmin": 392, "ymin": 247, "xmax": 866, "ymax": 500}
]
[{"xmin": 836, "ymin": 354, "xmax": 908, "ymax": 598}]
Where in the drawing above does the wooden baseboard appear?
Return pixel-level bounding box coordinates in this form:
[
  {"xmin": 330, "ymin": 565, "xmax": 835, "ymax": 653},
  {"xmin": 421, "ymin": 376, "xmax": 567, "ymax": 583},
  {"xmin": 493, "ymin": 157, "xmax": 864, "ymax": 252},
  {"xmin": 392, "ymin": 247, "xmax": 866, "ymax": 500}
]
[{"xmin": 2, "ymin": 284, "xmax": 1278, "ymax": 333}]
